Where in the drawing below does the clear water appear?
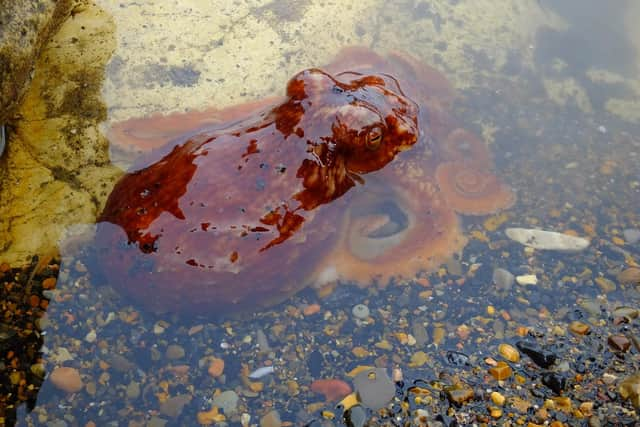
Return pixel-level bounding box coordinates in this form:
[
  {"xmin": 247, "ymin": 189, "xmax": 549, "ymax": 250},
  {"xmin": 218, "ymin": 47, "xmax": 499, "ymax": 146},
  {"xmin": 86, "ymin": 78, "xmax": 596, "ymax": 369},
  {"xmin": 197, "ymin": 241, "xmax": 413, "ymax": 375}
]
[{"xmin": 1, "ymin": 1, "xmax": 640, "ymax": 425}]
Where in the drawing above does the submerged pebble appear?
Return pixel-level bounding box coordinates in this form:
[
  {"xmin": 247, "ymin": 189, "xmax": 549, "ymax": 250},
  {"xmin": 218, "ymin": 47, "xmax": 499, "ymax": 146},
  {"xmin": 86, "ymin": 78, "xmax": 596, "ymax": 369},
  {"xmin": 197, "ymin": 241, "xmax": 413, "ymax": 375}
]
[
  {"xmin": 249, "ymin": 365, "xmax": 275, "ymax": 379},
  {"xmin": 352, "ymin": 304, "xmax": 370, "ymax": 320},
  {"xmin": 623, "ymin": 228, "xmax": 640, "ymax": 244},
  {"xmin": 353, "ymin": 368, "xmax": 395, "ymax": 410},
  {"xmin": 492, "ymin": 268, "xmax": 514, "ymax": 291},
  {"xmin": 505, "ymin": 227, "xmax": 590, "ymax": 251}
]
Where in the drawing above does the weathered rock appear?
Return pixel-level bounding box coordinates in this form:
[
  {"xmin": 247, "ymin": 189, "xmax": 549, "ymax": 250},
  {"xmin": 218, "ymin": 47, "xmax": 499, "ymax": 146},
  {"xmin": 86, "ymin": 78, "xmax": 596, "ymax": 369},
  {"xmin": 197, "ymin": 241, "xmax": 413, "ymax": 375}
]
[
  {"xmin": 49, "ymin": 366, "xmax": 83, "ymax": 393},
  {"xmin": 492, "ymin": 268, "xmax": 514, "ymax": 291},
  {"xmin": 619, "ymin": 373, "xmax": 640, "ymax": 408},
  {"xmin": 0, "ymin": 0, "xmax": 74, "ymax": 123},
  {"xmin": 617, "ymin": 268, "xmax": 640, "ymax": 285},
  {"xmin": 353, "ymin": 368, "xmax": 395, "ymax": 410},
  {"xmin": 505, "ymin": 227, "xmax": 590, "ymax": 251}
]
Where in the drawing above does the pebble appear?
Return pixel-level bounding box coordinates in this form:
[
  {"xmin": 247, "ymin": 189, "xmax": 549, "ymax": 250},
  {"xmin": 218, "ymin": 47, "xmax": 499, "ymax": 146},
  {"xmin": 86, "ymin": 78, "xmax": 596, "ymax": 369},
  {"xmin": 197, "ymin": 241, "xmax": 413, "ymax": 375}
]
[
  {"xmin": 623, "ymin": 228, "xmax": 640, "ymax": 244},
  {"xmin": 84, "ymin": 330, "xmax": 97, "ymax": 343},
  {"xmin": 444, "ymin": 382, "xmax": 474, "ymax": 405},
  {"xmin": 492, "ymin": 268, "xmax": 514, "ymax": 291},
  {"xmin": 619, "ymin": 373, "xmax": 640, "ymax": 408},
  {"xmin": 208, "ymin": 357, "xmax": 225, "ymax": 377},
  {"xmin": 516, "ymin": 341, "xmax": 556, "ymax": 368},
  {"xmin": 249, "ymin": 365, "xmax": 274, "ymax": 379},
  {"xmin": 516, "ymin": 274, "xmax": 538, "ymax": 286},
  {"xmin": 353, "ymin": 368, "xmax": 395, "ymax": 410},
  {"xmin": 49, "ymin": 366, "xmax": 83, "ymax": 393},
  {"xmin": 498, "ymin": 343, "xmax": 520, "ymax": 362},
  {"xmin": 126, "ymin": 381, "xmax": 141, "ymax": 399},
  {"xmin": 159, "ymin": 394, "xmax": 191, "ymax": 418},
  {"xmin": 569, "ymin": 321, "xmax": 591, "ymax": 335},
  {"xmin": 213, "ymin": 390, "xmax": 239, "ymax": 415},
  {"xmin": 165, "ymin": 344, "xmax": 185, "ymax": 360},
  {"xmin": 505, "ymin": 227, "xmax": 590, "ymax": 251},
  {"xmin": 607, "ymin": 335, "xmax": 631, "ymax": 352},
  {"xmin": 352, "ymin": 304, "xmax": 370, "ymax": 320},
  {"xmin": 617, "ymin": 268, "xmax": 640, "ymax": 285},
  {"xmin": 260, "ymin": 410, "xmax": 281, "ymax": 427},
  {"xmin": 256, "ymin": 328, "xmax": 271, "ymax": 352},
  {"xmin": 488, "ymin": 361, "xmax": 512, "ymax": 380}
]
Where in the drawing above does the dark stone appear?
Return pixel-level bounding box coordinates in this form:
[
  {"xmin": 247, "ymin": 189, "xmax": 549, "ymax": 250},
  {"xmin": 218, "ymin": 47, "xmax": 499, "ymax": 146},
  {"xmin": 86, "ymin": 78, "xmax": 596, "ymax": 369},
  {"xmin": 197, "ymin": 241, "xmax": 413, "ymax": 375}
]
[
  {"xmin": 516, "ymin": 340, "xmax": 557, "ymax": 368},
  {"xmin": 445, "ymin": 351, "xmax": 470, "ymax": 366},
  {"xmin": 343, "ymin": 405, "xmax": 367, "ymax": 427},
  {"xmin": 541, "ymin": 372, "xmax": 567, "ymax": 394},
  {"xmin": 307, "ymin": 350, "xmax": 324, "ymax": 378}
]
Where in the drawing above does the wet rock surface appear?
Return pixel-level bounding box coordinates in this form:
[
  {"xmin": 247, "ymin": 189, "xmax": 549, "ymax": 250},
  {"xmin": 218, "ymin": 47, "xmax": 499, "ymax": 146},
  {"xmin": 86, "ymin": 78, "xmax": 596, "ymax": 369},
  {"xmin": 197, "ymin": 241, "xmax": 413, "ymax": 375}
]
[{"xmin": 0, "ymin": 0, "xmax": 74, "ymax": 123}]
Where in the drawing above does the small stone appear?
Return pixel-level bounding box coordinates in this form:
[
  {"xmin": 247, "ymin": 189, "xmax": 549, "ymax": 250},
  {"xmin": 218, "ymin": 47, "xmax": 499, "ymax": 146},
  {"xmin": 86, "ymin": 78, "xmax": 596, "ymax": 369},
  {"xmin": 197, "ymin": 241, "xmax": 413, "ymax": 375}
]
[
  {"xmin": 623, "ymin": 228, "xmax": 640, "ymax": 244},
  {"xmin": 160, "ymin": 394, "xmax": 191, "ymax": 418},
  {"xmin": 505, "ymin": 227, "xmax": 590, "ymax": 251},
  {"xmin": 619, "ymin": 373, "xmax": 640, "ymax": 408},
  {"xmin": 491, "ymin": 391, "xmax": 506, "ymax": 406},
  {"xmin": 498, "ymin": 343, "xmax": 520, "ymax": 362},
  {"xmin": 612, "ymin": 306, "xmax": 639, "ymax": 320},
  {"xmin": 213, "ymin": 390, "xmax": 239, "ymax": 415},
  {"xmin": 569, "ymin": 321, "xmax": 590, "ymax": 335},
  {"xmin": 260, "ymin": 410, "xmax": 281, "ymax": 427},
  {"xmin": 489, "ymin": 361, "xmax": 512, "ymax": 380},
  {"xmin": 516, "ymin": 274, "xmax": 538, "ymax": 286},
  {"xmin": 49, "ymin": 367, "xmax": 83, "ymax": 393},
  {"xmin": 84, "ymin": 330, "xmax": 97, "ymax": 343},
  {"xmin": 492, "ymin": 268, "xmax": 514, "ymax": 291},
  {"xmin": 165, "ymin": 344, "xmax": 185, "ymax": 360},
  {"xmin": 208, "ymin": 357, "xmax": 225, "ymax": 377},
  {"xmin": 353, "ymin": 368, "xmax": 395, "ymax": 410},
  {"xmin": 352, "ymin": 304, "xmax": 370, "ymax": 320},
  {"xmin": 595, "ymin": 276, "xmax": 616, "ymax": 293},
  {"xmin": 516, "ymin": 341, "xmax": 556, "ymax": 368},
  {"xmin": 608, "ymin": 335, "xmax": 631, "ymax": 352},
  {"xmin": 617, "ymin": 268, "xmax": 640, "ymax": 285},
  {"xmin": 444, "ymin": 382, "xmax": 474, "ymax": 405},
  {"xmin": 489, "ymin": 407, "xmax": 503, "ymax": 418},
  {"xmin": 409, "ymin": 351, "xmax": 429, "ymax": 367},
  {"xmin": 126, "ymin": 381, "xmax": 141, "ymax": 399}
]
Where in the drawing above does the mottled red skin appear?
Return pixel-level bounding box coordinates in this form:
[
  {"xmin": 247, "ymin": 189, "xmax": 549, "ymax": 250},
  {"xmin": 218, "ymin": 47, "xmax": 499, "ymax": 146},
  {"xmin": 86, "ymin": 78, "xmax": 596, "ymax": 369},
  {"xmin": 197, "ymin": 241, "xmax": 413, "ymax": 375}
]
[{"xmin": 96, "ymin": 68, "xmax": 419, "ymax": 315}]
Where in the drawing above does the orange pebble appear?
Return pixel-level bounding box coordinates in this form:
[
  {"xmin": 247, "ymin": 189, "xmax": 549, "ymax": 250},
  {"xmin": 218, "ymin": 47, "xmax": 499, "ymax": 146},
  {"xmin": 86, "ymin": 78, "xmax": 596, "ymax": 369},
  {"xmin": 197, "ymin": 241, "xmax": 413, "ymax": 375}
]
[
  {"xmin": 42, "ymin": 277, "xmax": 57, "ymax": 289},
  {"xmin": 208, "ymin": 358, "xmax": 225, "ymax": 377},
  {"xmin": 310, "ymin": 378, "xmax": 352, "ymax": 402},
  {"xmin": 303, "ymin": 303, "xmax": 321, "ymax": 316}
]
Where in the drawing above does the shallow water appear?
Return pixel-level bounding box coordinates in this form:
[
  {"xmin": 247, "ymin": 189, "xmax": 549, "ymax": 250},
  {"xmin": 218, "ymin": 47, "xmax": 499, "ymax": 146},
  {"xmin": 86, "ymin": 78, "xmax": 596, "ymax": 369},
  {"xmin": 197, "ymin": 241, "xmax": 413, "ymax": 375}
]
[{"xmin": 1, "ymin": 1, "xmax": 640, "ymax": 426}]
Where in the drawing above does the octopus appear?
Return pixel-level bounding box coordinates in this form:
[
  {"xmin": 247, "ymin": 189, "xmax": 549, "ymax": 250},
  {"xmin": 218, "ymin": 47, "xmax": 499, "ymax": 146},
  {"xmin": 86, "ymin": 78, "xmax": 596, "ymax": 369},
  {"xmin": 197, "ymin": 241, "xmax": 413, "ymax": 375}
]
[{"xmin": 97, "ymin": 47, "xmax": 516, "ymax": 316}]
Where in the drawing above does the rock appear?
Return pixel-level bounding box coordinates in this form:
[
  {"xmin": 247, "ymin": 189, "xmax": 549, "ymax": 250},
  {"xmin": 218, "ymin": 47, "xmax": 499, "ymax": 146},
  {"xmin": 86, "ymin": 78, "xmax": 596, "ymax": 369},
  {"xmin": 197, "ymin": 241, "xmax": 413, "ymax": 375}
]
[
  {"xmin": 623, "ymin": 228, "xmax": 640, "ymax": 244},
  {"xmin": 444, "ymin": 382, "xmax": 474, "ymax": 406},
  {"xmin": 49, "ymin": 366, "xmax": 83, "ymax": 393},
  {"xmin": 126, "ymin": 381, "xmax": 141, "ymax": 399},
  {"xmin": 260, "ymin": 410, "xmax": 282, "ymax": 427},
  {"xmin": 165, "ymin": 344, "xmax": 185, "ymax": 360},
  {"xmin": 353, "ymin": 367, "xmax": 395, "ymax": 410},
  {"xmin": 619, "ymin": 373, "xmax": 640, "ymax": 408},
  {"xmin": 106, "ymin": 353, "xmax": 136, "ymax": 373},
  {"xmin": 505, "ymin": 228, "xmax": 590, "ymax": 251},
  {"xmin": 492, "ymin": 268, "xmax": 514, "ymax": 291},
  {"xmin": 212, "ymin": 390, "xmax": 239, "ymax": 415},
  {"xmin": 617, "ymin": 268, "xmax": 640, "ymax": 285},
  {"xmin": 516, "ymin": 274, "xmax": 538, "ymax": 286},
  {"xmin": 307, "ymin": 350, "xmax": 324, "ymax": 378},
  {"xmin": 542, "ymin": 372, "xmax": 567, "ymax": 394},
  {"xmin": 0, "ymin": 0, "xmax": 74, "ymax": 123},
  {"xmin": 352, "ymin": 304, "xmax": 370, "ymax": 320},
  {"xmin": 310, "ymin": 378, "xmax": 352, "ymax": 402},
  {"xmin": 608, "ymin": 335, "xmax": 631, "ymax": 352},
  {"xmin": 159, "ymin": 394, "xmax": 191, "ymax": 418},
  {"xmin": 516, "ymin": 341, "xmax": 557, "ymax": 368}
]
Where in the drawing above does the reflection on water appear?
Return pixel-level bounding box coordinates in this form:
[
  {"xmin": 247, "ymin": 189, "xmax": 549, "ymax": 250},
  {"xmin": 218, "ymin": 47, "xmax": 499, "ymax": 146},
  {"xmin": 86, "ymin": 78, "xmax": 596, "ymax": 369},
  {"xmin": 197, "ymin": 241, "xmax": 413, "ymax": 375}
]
[{"xmin": 1, "ymin": 0, "xmax": 640, "ymax": 426}]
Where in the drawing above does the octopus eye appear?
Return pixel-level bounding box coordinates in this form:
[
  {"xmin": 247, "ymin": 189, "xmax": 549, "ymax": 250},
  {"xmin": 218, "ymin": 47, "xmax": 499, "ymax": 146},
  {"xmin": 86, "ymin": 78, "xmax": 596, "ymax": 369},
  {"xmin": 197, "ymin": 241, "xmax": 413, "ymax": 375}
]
[{"xmin": 365, "ymin": 126, "xmax": 383, "ymax": 151}]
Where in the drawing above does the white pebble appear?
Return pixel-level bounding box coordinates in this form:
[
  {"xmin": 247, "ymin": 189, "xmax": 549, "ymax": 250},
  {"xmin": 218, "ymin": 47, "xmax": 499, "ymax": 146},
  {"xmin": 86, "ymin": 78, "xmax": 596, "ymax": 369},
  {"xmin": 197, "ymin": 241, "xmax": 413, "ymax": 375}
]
[
  {"xmin": 248, "ymin": 365, "xmax": 274, "ymax": 379},
  {"xmin": 85, "ymin": 330, "xmax": 97, "ymax": 343},
  {"xmin": 516, "ymin": 274, "xmax": 538, "ymax": 285},
  {"xmin": 505, "ymin": 227, "xmax": 589, "ymax": 251}
]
